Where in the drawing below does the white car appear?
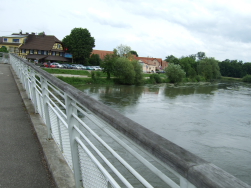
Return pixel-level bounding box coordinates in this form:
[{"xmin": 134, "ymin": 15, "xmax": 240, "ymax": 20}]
[{"xmin": 51, "ymin": 62, "xmax": 63, "ymax": 68}]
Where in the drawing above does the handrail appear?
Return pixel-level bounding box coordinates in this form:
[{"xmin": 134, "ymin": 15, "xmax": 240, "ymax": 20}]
[{"xmin": 9, "ymin": 53, "xmax": 251, "ymax": 188}]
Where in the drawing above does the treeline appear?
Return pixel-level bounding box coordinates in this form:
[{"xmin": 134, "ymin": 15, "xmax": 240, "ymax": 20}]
[
  {"xmin": 165, "ymin": 52, "xmax": 251, "ymax": 83},
  {"xmin": 219, "ymin": 60, "xmax": 251, "ymax": 78}
]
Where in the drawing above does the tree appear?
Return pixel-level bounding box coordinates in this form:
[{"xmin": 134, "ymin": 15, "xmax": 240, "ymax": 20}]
[
  {"xmin": 115, "ymin": 44, "xmax": 131, "ymax": 57},
  {"xmin": 89, "ymin": 54, "xmax": 102, "ymax": 66},
  {"xmin": 100, "ymin": 52, "xmax": 118, "ymax": 79},
  {"xmin": 113, "ymin": 57, "xmax": 135, "ymax": 85},
  {"xmin": 62, "ymin": 28, "xmax": 95, "ymax": 64},
  {"xmin": 197, "ymin": 57, "xmax": 221, "ymax": 81},
  {"xmin": 165, "ymin": 63, "xmax": 186, "ymax": 83},
  {"xmin": 197, "ymin": 52, "xmax": 206, "ymax": 61},
  {"xmin": 165, "ymin": 55, "xmax": 180, "ymax": 64},
  {"xmin": 131, "ymin": 59, "xmax": 143, "ymax": 85},
  {"xmin": 179, "ymin": 57, "xmax": 197, "ymax": 78},
  {"xmin": 130, "ymin": 50, "xmax": 138, "ymax": 57}
]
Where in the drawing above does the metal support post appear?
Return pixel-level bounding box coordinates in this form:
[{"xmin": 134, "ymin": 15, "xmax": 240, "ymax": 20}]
[
  {"xmin": 65, "ymin": 95, "xmax": 82, "ymax": 188},
  {"xmin": 41, "ymin": 77, "xmax": 52, "ymax": 139},
  {"xmin": 30, "ymin": 69, "xmax": 38, "ymax": 113}
]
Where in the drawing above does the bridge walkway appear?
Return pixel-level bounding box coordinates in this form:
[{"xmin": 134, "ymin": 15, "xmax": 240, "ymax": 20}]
[{"xmin": 0, "ymin": 63, "xmax": 56, "ymax": 188}]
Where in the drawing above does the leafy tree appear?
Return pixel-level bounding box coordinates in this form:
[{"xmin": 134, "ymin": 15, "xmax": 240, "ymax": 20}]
[
  {"xmin": 89, "ymin": 54, "xmax": 102, "ymax": 66},
  {"xmin": 115, "ymin": 44, "xmax": 131, "ymax": 57},
  {"xmin": 62, "ymin": 28, "xmax": 95, "ymax": 64},
  {"xmin": 165, "ymin": 55, "xmax": 180, "ymax": 64},
  {"xmin": 130, "ymin": 50, "xmax": 138, "ymax": 57},
  {"xmin": 197, "ymin": 57, "xmax": 221, "ymax": 81},
  {"xmin": 0, "ymin": 46, "xmax": 8, "ymax": 52},
  {"xmin": 114, "ymin": 57, "xmax": 135, "ymax": 84},
  {"xmin": 165, "ymin": 63, "xmax": 186, "ymax": 83},
  {"xmin": 100, "ymin": 53, "xmax": 118, "ymax": 79},
  {"xmin": 179, "ymin": 57, "xmax": 197, "ymax": 78},
  {"xmin": 131, "ymin": 59, "xmax": 143, "ymax": 85},
  {"xmin": 38, "ymin": 31, "xmax": 45, "ymax": 35},
  {"xmin": 197, "ymin": 52, "xmax": 206, "ymax": 60}
]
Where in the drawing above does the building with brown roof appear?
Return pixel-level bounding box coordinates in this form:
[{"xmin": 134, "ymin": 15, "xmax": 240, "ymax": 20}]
[
  {"xmin": 19, "ymin": 33, "xmax": 69, "ymax": 62},
  {"xmin": 134, "ymin": 56, "xmax": 168, "ymax": 73},
  {"xmin": 91, "ymin": 49, "xmax": 114, "ymax": 59}
]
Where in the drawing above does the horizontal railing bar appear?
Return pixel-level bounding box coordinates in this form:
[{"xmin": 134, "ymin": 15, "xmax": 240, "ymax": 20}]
[
  {"xmin": 86, "ymin": 114, "xmax": 180, "ymax": 188},
  {"xmin": 73, "ymin": 125, "xmax": 133, "ymax": 188},
  {"xmin": 72, "ymin": 113, "xmax": 154, "ymax": 188},
  {"xmin": 72, "ymin": 102, "xmax": 180, "ymax": 187}
]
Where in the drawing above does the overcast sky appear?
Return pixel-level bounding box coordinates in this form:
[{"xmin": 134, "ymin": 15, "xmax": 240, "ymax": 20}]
[{"xmin": 1, "ymin": 0, "xmax": 251, "ymax": 62}]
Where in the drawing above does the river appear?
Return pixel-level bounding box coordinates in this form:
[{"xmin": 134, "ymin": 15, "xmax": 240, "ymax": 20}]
[{"xmin": 75, "ymin": 81, "xmax": 251, "ymax": 185}]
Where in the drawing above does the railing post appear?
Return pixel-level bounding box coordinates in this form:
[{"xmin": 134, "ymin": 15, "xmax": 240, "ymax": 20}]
[
  {"xmin": 180, "ymin": 177, "xmax": 196, "ymax": 188},
  {"xmin": 41, "ymin": 77, "xmax": 52, "ymax": 139},
  {"xmin": 30, "ymin": 69, "xmax": 38, "ymax": 113},
  {"xmin": 65, "ymin": 95, "xmax": 82, "ymax": 188}
]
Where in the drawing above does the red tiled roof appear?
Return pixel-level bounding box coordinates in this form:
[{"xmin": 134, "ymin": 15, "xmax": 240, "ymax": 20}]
[
  {"xmin": 135, "ymin": 56, "xmax": 162, "ymax": 63},
  {"xmin": 20, "ymin": 34, "xmax": 61, "ymax": 50},
  {"xmin": 91, "ymin": 50, "xmax": 114, "ymax": 59}
]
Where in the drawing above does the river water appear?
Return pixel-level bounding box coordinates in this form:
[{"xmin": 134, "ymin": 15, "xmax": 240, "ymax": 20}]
[{"xmin": 76, "ymin": 81, "xmax": 251, "ymax": 185}]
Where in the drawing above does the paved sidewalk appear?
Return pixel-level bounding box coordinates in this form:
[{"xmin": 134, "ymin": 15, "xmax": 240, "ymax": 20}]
[{"xmin": 0, "ymin": 64, "xmax": 56, "ymax": 188}]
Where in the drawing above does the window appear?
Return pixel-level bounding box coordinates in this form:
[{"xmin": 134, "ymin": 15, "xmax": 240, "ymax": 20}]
[
  {"xmin": 30, "ymin": 50, "xmax": 34, "ymax": 54},
  {"xmin": 3, "ymin": 38, "xmax": 7, "ymax": 42},
  {"xmin": 57, "ymin": 44, "xmax": 61, "ymax": 49},
  {"xmin": 41, "ymin": 50, "xmax": 44, "ymax": 55},
  {"xmin": 12, "ymin": 39, "xmax": 20, "ymax": 43},
  {"xmin": 52, "ymin": 51, "xmax": 55, "ymax": 56},
  {"xmin": 22, "ymin": 49, "xmax": 26, "ymax": 53},
  {"xmin": 38, "ymin": 50, "xmax": 41, "ymax": 54},
  {"xmin": 44, "ymin": 51, "xmax": 47, "ymax": 55},
  {"xmin": 60, "ymin": 52, "xmax": 63, "ymax": 56}
]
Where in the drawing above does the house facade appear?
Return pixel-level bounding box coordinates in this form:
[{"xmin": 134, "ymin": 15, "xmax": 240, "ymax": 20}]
[
  {"xmin": 19, "ymin": 33, "xmax": 69, "ymax": 62},
  {"xmin": 134, "ymin": 57, "xmax": 168, "ymax": 73},
  {"xmin": 0, "ymin": 31, "xmax": 29, "ymax": 53}
]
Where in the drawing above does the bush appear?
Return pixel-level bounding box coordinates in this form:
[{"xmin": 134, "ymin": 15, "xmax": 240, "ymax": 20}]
[
  {"xmin": 149, "ymin": 74, "xmax": 162, "ymax": 83},
  {"xmin": 242, "ymin": 75, "xmax": 251, "ymax": 83},
  {"xmin": 165, "ymin": 63, "xmax": 186, "ymax": 83}
]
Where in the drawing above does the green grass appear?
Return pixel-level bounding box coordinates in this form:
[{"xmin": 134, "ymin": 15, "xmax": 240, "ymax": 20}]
[
  {"xmin": 57, "ymin": 76, "xmax": 115, "ymax": 86},
  {"xmin": 42, "ymin": 68, "xmax": 90, "ymax": 76}
]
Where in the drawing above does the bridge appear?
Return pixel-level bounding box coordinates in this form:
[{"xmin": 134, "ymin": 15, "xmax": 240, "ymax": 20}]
[{"xmin": 0, "ymin": 52, "xmax": 250, "ymax": 188}]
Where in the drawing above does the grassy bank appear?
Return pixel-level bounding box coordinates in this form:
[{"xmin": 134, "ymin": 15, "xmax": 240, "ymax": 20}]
[{"xmin": 57, "ymin": 76, "xmax": 115, "ymax": 86}]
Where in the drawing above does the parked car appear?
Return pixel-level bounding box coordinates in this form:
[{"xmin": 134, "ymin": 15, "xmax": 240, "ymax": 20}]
[
  {"xmin": 77, "ymin": 64, "xmax": 86, "ymax": 70},
  {"xmin": 43, "ymin": 62, "xmax": 57, "ymax": 68},
  {"xmin": 86, "ymin": 66, "xmax": 94, "ymax": 70},
  {"xmin": 94, "ymin": 66, "xmax": 102, "ymax": 70},
  {"xmin": 51, "ymin": 62, "xmax": 63, "ymax": 68},
  {"xmin": 63, "ymin": 64, "xmax": 73, "ymax": 69},
  {"xmin": 71, "ymin": 64, "xmax": 82, "ymax": 69}
]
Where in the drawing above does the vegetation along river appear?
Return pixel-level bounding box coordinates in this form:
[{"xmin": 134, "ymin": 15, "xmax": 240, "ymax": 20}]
[{"xmin": 76, "ymin": 81, "xmax": 251, "ymax": 185}]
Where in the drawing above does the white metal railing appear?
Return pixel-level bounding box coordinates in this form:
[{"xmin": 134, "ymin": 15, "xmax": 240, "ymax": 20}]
[{"xmin": 9, "ymin": 54, "xmax": 251, "ymax": 188}]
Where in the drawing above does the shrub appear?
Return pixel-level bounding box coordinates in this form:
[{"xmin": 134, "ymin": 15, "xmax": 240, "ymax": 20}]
[
  {"xmin": 165, "ymin": 63, "xmax": 186, "ymax": 83},
  {"xmin": 242, "ymin": 74, "xmax": 251, "ymax": 83},
  {"xmin": 149, "ymin": 74, "xmax": 162, "ymax": 83}
]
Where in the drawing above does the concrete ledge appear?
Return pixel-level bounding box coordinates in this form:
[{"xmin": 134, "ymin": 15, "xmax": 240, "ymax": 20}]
[{"xmin": 10, "ymin": 66, "xmax": 76, "ymax": 188}]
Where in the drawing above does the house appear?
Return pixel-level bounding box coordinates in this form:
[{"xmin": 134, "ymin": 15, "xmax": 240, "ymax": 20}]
[
  {"xmin": 0, "ymin": 31, "xmax": 29, "ymax": 53},
  {"xmin": 19, "ymin": 32, "xmax": 69, "ymax": 62},
  {"xmin": 134, "ymin": 56, "xmax": 168, "ymax": 73}
]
